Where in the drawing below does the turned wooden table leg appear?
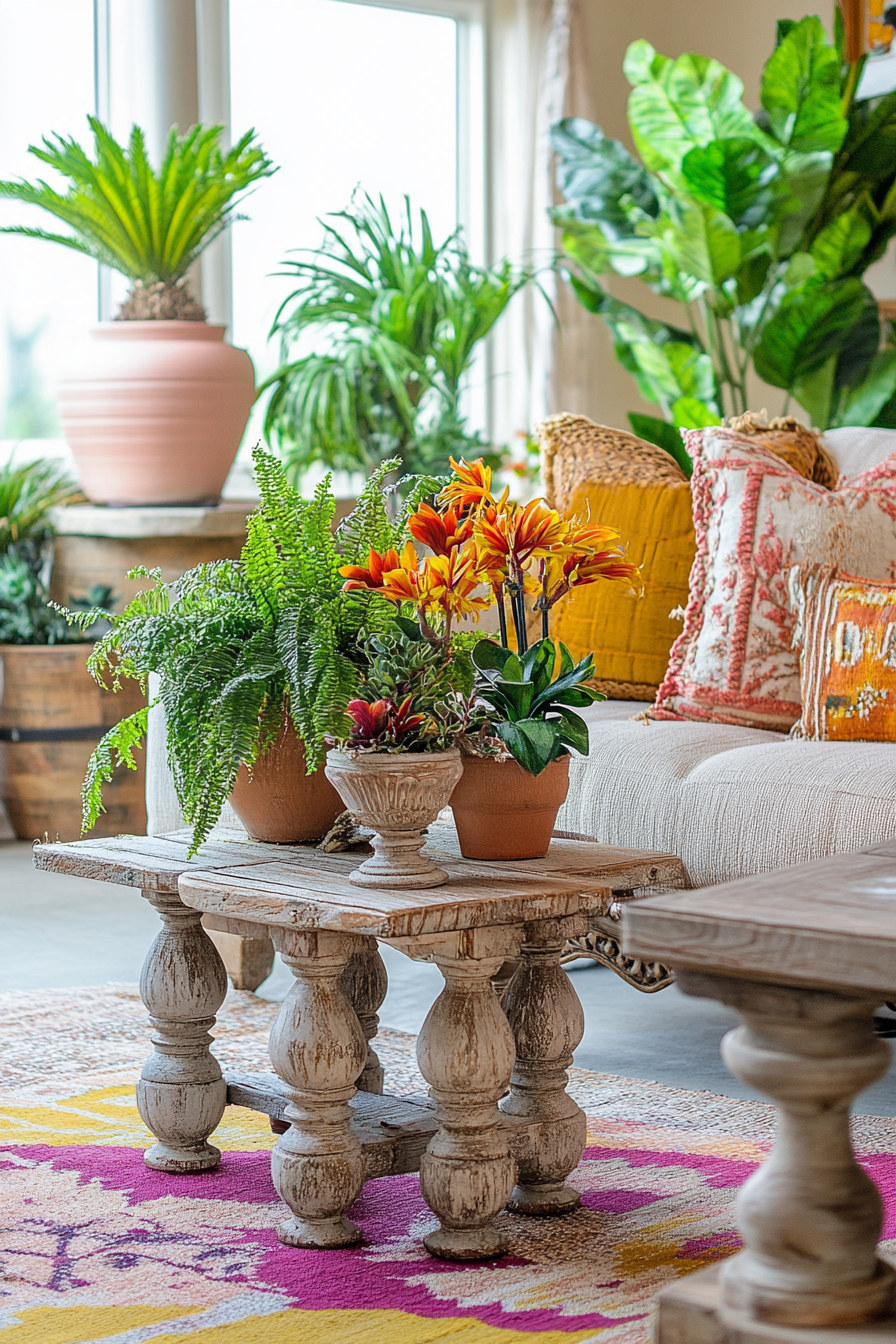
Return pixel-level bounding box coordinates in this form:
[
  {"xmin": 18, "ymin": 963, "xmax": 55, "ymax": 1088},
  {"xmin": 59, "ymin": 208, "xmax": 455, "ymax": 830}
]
[
  {"xmin": 417, "ymin": 951, "xmax": 518, "ymax": 1262},
  {"xmin": 501, "ymin": 924, "xmax": 586, "ymax": 1215},
  {"xmin": 268, "ymin": 929, "xmax": 368, "ymax": 1249},
  {"xmin": 340, "ymin": 937, "xmax": 387, "ymax": 1094},
  {"xmin": 679, "ymin": 972, "xmax": 896, "ymax": 1329},
  {"xmin": 137, "ymin": 889, "xmax": 228, "ymax": 1173}
]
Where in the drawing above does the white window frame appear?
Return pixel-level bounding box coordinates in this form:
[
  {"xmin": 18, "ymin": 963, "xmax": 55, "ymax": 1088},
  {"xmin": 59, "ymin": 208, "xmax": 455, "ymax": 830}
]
[{"xmin": 94, "ymin": 0, "xmax": 484, "ymax": 326}]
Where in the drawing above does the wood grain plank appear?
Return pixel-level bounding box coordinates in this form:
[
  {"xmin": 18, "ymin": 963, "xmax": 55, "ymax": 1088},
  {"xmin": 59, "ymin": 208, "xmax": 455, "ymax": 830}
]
[
  {"xmin": 622, "ymin": 849, "xmax": 896, "ymax": 994},
  {"xmin": 179, "ymin": 859, "xmax": 610, "ymax": 937},
  {"xmin": 32, "ymin": 832, "xmax": 318, "ymax": 892}
]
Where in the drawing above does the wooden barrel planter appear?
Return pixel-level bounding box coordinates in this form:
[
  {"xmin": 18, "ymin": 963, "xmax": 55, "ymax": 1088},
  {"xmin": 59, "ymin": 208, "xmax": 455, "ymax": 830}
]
[{"xmin": 0, "ymin": 644, "xmax": 146, "ymax": 841}]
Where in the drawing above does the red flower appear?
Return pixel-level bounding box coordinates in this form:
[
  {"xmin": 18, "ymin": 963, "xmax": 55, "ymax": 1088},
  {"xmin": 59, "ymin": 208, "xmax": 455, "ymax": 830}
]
[{"xmin": 346, "ymin": 696, "xmax": 427, "ymax": 747}]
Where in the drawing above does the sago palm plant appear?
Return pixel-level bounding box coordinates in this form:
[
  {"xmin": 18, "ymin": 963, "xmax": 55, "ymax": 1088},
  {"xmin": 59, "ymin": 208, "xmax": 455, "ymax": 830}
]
[
  {"xmin": 261, "ymin": 193, "xmax": 533, "ymax": 478},
  {"xmin": 0, "ymin": 117, "xmax": 275, "ymax": 319}
]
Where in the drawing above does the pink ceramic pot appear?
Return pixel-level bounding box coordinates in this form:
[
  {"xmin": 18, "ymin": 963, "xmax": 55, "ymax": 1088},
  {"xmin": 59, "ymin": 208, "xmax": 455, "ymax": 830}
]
[{"xmin": 57, "ymin": 322, "xmax": 255, "ymax": 506}]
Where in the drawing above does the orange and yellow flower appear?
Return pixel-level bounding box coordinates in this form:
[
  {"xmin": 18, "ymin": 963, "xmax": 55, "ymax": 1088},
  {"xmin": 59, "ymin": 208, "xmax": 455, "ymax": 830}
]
[
  {"xmin": 417, "ymin": 549, "xmax": 492, "ymax": 622},
  {"xmin": 407, "ymin": 501, "xmax": 473, "ymax": 556},
  {"xmin": 438, "ymin": 457, "xmax": 496, "ymax": 513},
  {"xmin": 474, "ymin": 498, "xmax": 572, "ymax": 579},
  {"xmin": 340, "ymin": 542, "xmax": 418, "ymax": 592}
]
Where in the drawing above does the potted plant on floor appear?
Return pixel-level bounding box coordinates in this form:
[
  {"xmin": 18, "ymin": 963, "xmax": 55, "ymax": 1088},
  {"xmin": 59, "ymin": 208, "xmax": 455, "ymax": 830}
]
[
  {"xmin": 0, "ymin": 119, "xmax": 275, "ymax": 505},
  {"xmin": 337, "ymin": 456, "xmax": 640, "ymax": 861},
  {"xmin": 0, "ymin": 457, "xmax": 145, "ymax": 840},
  {"xmin": 70, "ymin": 449, "xmax": 445, "ymax": 852}
]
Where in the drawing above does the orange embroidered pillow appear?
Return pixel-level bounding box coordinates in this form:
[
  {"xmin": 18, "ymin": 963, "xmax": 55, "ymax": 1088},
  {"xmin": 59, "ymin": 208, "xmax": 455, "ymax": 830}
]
[{"xmin": 791, "ymin": 571, "xmax": 896, "ymax": 742}]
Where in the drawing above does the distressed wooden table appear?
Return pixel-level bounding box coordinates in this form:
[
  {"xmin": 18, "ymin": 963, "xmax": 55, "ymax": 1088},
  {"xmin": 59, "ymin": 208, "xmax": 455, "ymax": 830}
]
[
  {"xmin": 34, "ymin": 826, "xmax": 681, "ymax": 1261},
  {"xmin": 622, "ymin": 839, "xmax": 896, "ymax": 1343}
]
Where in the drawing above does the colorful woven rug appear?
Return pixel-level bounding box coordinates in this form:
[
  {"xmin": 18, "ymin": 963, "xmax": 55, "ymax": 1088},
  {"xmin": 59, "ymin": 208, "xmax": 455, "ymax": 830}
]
[{"xmin": 2, "ymin": 985, "xmax": 896, "ymax": 1344}]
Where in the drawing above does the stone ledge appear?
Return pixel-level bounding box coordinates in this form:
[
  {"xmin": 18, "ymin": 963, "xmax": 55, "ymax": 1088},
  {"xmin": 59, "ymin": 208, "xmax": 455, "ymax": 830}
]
[{"xmin": 49, "ymin": 502, "xmax": 256, "ymax": 539}]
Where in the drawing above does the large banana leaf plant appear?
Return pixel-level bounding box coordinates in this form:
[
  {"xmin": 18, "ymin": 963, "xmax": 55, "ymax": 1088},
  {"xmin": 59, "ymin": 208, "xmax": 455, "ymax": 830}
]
[
  {"xmin": 261, "ymin": 193, "xmax": 534, "ymax": 479},
  {"xmin": 552, "ymin": 14, "xmax": 896, "ymax": 464}
]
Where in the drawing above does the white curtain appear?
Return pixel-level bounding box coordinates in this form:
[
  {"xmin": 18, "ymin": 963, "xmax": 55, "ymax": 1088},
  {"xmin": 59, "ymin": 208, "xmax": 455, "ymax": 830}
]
[{"xmin": 484, "ymin": 0, "xmax": 597, "ymax": 453}]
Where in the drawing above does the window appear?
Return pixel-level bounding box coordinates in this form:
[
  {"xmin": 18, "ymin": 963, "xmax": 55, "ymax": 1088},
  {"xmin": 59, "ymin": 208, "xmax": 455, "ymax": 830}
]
[
  {"xmin": 0, "ymin": 0, "xmax": 484, "ymax": 489},
  {"xmin": 228, "ymin": 0, "xmax": 484, "ymax": 491},
  {"xmin": 0, "ymin": 0, "xmax": 95, "ymax": 459}
]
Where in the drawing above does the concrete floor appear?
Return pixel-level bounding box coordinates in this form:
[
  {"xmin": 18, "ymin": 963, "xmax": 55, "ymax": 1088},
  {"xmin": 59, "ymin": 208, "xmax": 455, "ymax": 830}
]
[{"xmin": 4, "ymin": 839, "xmax": 896, "ymax": 1116}]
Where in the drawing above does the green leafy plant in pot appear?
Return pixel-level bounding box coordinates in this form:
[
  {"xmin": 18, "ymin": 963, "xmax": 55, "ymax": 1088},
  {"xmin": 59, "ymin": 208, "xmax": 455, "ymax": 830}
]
[
  {"xmin": 325, "ymin": 617, "xmax": 476, "ymax": 890},
  {"xmin": 333, "ymin": 455, "xmax": 639, "ymax": 862},
  {"xmin": 552, "ymin": 14, "xmax": 896, "ymax": 469},
  {"xmin": 65, "ymin": 449, "xmax": 440, "ymax": 853},
  {"xmin": 261, "ymin": 192, "xmax": 534, "ymax": 480},
  {"xmin": 449, "ymin": 638, "xmax": 603, "ymax": 861},
  {"xmin": 0, "ymin": 457, "xmax": 141, "ymax": 841},
  {"xmin": 0, "ymin": 118, "xmax": 275, "ymax": 505}
]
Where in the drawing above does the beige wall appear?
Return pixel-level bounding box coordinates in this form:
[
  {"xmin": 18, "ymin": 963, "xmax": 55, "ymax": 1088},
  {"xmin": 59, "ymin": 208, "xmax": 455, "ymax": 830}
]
[{"xmin": 554, "ymin": 0, "xmax": 836, "ymax": 430}]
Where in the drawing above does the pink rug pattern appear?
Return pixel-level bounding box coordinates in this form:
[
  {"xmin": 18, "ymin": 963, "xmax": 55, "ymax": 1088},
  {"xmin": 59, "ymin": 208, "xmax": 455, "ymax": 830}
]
[{"xmin": 1, "ymin": 985, "xmax": 895, "ymax": 1344}]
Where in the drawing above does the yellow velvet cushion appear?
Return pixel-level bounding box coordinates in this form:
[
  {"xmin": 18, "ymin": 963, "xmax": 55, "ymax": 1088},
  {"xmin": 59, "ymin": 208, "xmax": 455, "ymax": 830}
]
[{"xmin": 551, "ymin": 479, "xmax": 695, "ymax": 697}]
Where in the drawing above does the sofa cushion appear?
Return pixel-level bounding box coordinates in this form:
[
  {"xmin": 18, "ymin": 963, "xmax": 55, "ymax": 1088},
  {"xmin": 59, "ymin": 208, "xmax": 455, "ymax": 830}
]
[
  {"xmin": 557, "ymin": 700, "xmax": 896, "ymax": 887},
  {"xmin": 653, "ymin": 427, "xmax": 896, "ymax": 732},
  {"xmin": 823, "ymin": 426, "xmax": 896, "ymax": 480}
]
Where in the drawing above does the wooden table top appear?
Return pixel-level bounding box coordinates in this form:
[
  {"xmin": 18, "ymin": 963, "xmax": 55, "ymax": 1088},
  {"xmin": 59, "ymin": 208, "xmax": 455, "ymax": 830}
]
[
  {"xmin": 622, "ymin": 839, "xmax": 896, "ymax": 997},
  {"xmin": 32, "ymin": 824, "xmax": 686, "ymax": 940}
]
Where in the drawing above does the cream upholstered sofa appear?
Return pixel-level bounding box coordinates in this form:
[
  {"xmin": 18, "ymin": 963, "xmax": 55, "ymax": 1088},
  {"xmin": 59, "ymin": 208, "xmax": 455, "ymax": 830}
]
[{"xmin": 556, "ymin": 425, "xmax": 896, "ymax": 891}]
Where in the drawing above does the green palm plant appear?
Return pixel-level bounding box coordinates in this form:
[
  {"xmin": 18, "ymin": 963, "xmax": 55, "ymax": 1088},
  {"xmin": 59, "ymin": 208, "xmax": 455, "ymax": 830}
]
[
  {"xmin": 261, "ymin": 193, "xmax": 533, "ymax": 478},
  {"xmin": 0, "ymin": 117, "xmax": 275, "ymax": 319}
]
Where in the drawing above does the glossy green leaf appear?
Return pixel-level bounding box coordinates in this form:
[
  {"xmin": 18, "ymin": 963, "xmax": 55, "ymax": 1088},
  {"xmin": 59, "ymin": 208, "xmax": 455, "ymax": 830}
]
[
  {"xmin": 753, "ymin": 278, "xmax": 866, "ymax": 387},
  {"xmin": 833, "ymin": 346, "xmax": 896, "ymax": 426},
  {"xmin": 760, "ymin": 16, "xmax": 847, "ymax": 153},
  {"xmin": 628, "ymin": 414, "xmax": 693, "ymax": 474},
  {"xmin": 552, "ymin": 707, "xmax": 590, "ymax": 756},
  {"xmin": 472, "ymin": 638, "xmax": 513, "ymax": 675},
  {"xmin": 681, "ymin": 137, "xmax": 779, "ymax": 229},
  {"xmin": 626, "ymin": 44, "xmax": 758, "ymax": 176},
  {"xmin": 773, "ymin": 150, "xmax": 834, "ymax": 257},
  {"xmin": 792, "ymin": 356, "xmax": 837, "ymax": 427},
  {"xmin": 665, "ymin": 199, "xmax": 741, "ymax": 285},
  {"xmin": 834, "ymin": 287, "xmax": 880, "ymax": 389},
  {"xmin": 810, "ymin": 206, "xmax": 873, "ymax": 279},
  {"xmin": 551, "ymin": 117, "xmax": 658, "ymax": 238},
  {"xmin": 495, "ymin": 719, "xmax": 560, "ymax": 777},
  {"xmin": 672, "ymin": 396, "xmax": 722, "ymax": 430}
]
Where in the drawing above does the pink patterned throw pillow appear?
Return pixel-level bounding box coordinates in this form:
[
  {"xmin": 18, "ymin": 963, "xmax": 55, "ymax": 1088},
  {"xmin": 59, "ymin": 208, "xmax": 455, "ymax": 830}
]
[{"xmin": 652, "ymin": 427, "xmax": 896, "ymax": 731}]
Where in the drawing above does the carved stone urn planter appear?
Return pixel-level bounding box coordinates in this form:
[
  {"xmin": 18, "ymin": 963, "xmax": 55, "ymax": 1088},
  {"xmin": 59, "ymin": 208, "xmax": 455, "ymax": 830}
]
[
  {"xmin": 449, "ymin": 754, "xmax": 570, "ymax": 861},
  {"xmin": 229, "ymin": 719, "xmax": 342, "ymax": 844},
  {"xmin": 325, "ymin": 749, "xmax": 463, "ymax": 889}
]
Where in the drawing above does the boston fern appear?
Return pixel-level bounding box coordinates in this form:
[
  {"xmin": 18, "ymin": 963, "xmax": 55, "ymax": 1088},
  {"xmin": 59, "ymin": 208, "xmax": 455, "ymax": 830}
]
[
  {"xmin": 70, "ymin": 448, "xmax": 433, "ymax": 853},
  {"xmin": 553, "ymin": 14, "xmax": 896, "ymax": 455}
]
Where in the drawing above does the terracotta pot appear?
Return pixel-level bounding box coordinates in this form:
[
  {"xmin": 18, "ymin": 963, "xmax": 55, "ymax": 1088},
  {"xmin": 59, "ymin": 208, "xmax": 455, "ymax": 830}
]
[
  {"xmin": 449, "ymin": 754, "xmax": 570, "ymax": 860},
  {"xmin": 57, "ymin": 322, "xmax": 255, "ymax": 506},
  {"xmin": 0, "ymin": 644, "xmax": 146, "ymax": 841},
  {"xmin": 229, "ymin": 722, "xmax": 342, "ymax": 844},
  {"xmin": 325, "ymin": 748, "xmax": 463, "ymax": 889}
]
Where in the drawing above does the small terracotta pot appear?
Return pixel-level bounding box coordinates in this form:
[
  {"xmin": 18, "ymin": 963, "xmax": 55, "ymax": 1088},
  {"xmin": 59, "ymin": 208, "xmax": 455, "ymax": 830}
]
[
  {"xmin": 449, "ymin": 754, "xmax": 570, "ymax": 861},
  {"xmin": 229, "ymin": 721, "xmax": 342, "ymax": 843},
  {"xmin": 57, "ymin": 321, "xmax": 255, "ymax": 506},
  {"xmin": 325, "ymin": 748, "xmax": 463, "ymax": 889}
]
